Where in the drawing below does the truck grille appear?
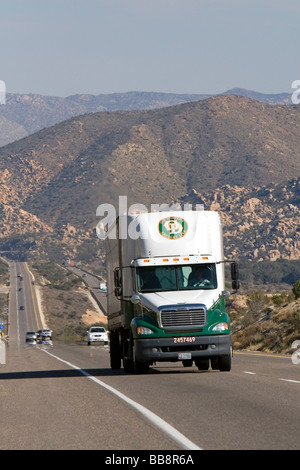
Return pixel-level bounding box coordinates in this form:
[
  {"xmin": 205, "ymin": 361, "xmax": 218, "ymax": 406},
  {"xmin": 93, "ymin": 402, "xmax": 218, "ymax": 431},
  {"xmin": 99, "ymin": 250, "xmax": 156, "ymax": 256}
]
[{"xmin": 159, "ymin": 305, "xmax": 207, "ymax": 330}]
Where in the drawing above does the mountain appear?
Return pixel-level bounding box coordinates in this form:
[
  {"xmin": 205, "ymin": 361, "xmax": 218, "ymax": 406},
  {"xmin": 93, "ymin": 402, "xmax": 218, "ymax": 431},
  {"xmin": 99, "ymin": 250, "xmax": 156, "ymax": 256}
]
[
  {"xmin": 222, "ymin": 88, "xmax": 291, "ymax": 105},
  {"xmin": 0, "ymin": 115, "xmax": 27, "ymax": 146},
  {"xmin": 0, "ymin": 94, "xmax": 299, "ymax": 287},
  {"xmin": 0, "ymin": 88, "xmax": 292, "ymax": 147}
]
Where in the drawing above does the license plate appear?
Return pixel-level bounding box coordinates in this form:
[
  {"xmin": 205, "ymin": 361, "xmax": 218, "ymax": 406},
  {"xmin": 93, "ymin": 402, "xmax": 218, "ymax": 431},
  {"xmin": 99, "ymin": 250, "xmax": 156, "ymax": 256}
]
[
  {"xmin": 178, "ymin": 352, "xmax": 192, "ymax": 360},
  {"xmin": 173, "ymin": 337, "xmax": 196, "ymax": 344}
]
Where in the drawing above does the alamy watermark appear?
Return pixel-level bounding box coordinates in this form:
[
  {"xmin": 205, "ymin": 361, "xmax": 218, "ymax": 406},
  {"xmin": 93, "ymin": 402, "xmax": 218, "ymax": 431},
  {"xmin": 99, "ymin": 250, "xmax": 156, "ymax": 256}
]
[
  {"xmin": 291, "ymin": 340, "xmax": 300, "ymax": 365},
  {"xmin": 291, "ymin": 80, "xmax": 300, "ymax": 104},
  {"xmin": 95, "ymin": 196, "xmax": 204, "ymax": 240},
  {"xmin": 0, "ymin": 80, "xmax": 6, "ymax": 104}
]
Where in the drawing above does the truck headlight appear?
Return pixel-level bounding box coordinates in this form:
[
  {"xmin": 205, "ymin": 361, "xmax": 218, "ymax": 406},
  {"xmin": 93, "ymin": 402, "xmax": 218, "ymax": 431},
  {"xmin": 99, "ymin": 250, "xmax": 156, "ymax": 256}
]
[
  {"xmin": 137, "ymin": 326, "xmax": 154, "ymax": 335},
  {"xmin": 212, "ymin": 322, "xmax": 229, "ymax": 332}
]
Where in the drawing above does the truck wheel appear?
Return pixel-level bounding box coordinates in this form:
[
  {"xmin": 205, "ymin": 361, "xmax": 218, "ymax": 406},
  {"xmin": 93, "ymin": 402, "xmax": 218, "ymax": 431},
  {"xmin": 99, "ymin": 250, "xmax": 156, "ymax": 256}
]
[
  {"xmin": 134, "ymin": 360, "xmax": 149, "ymax": 374},
  {"xmin": 218, "ymin": 354, "xmax": 231, "ymax": 372},
  {"xmin": 182, "ymin": 360, "xmax": 193, "ymax": 367},
  {"xmin": 110, "ymin": 331, "xmax": 121, "ymax": 369},
  {"xmin": 132, "ymin": 345, "xmax": 149, "ymax": 374},
  {"xmin": 211, "ymin": 358, "xmax": 219, "ymax": 370},
  {"xmin": 123, "ymin": 358, "xmax": 134, "ymax": 373},
  {"xmin": 194, "ymin": 358, "xmax": 209, "ymax": 371}
]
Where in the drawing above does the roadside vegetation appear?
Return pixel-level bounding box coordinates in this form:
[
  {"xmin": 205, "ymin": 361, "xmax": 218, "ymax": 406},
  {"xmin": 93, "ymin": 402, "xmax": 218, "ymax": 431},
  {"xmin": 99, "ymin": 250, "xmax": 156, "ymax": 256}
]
[
  {"xmin": 230, "ymin": 280, "xmax": 300, "ymax": 353},
  {"xmin": 0, "ymin": 258, "xmax": 9, "ymax": 283}
]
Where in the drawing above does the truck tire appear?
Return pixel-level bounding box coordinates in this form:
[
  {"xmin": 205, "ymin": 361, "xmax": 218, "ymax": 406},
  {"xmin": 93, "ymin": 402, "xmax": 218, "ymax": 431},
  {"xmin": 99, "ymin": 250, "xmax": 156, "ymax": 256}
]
[
  {"xmin": 218, "ymin": 354, "xmax": 231, "ymax": 372},
  {"xmin": 182, "ymin": 359, "xmax": 193, "ymax": 367},
  {"xmin": 123, "ymin": 331, "xmax": 134, "ymax": 373},
  {"xmin": 194, "ymin": 358, "xmax": 209, "ymax": 371},
  {"xmin": 133, "ymin": 345, "xmax": 149, "ymax": 374},
  {"xmin": 123, "ymin": 358, "xmax": 134, "ymax": 373},
  {"xmin": 110, "ymin": 331, "xmax": 121, "ymax": 369},
  {"xmin": 134, "ymin": 360, "xmax": 149, "ymax": 374},
  {"xmin": 211, "ymin": 358, "xmax": 219, "ymax": 370}
]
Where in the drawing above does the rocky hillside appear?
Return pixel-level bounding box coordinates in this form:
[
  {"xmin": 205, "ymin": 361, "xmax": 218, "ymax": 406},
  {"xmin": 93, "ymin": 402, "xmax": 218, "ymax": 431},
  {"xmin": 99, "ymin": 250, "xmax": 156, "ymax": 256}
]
[
  {"xmin": 0, "ymin": 94, "xmax": 299, "ymax": 288},
  {"xmin": 230, "ymin": 294, "xmax": 300, "ymax": 353},
  {"xmin": 0, "ymin": 88, "xmax": 292, "ymax": 146},
  {"xmin": 183, "ymin": 179, "xmax": 300, "ymax": 262}
]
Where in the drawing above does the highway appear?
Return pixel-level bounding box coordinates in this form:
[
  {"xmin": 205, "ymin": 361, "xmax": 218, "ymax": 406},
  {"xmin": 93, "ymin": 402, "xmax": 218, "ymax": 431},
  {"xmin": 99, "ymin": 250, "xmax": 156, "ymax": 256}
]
[
  {"xmin": 0, "ymin": 262, "xmax": 300, "ymax": 450},
  {"xmin": 7, "ymin": 261, "xmax": 44, "ymax": 347}
]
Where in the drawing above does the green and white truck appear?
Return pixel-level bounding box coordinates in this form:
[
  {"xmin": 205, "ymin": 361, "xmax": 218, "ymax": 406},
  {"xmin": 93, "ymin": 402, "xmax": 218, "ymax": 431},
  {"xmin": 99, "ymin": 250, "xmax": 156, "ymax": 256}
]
[{"xmin": 105, "ymin": 210, "xmax": 239, "ymax": 373}]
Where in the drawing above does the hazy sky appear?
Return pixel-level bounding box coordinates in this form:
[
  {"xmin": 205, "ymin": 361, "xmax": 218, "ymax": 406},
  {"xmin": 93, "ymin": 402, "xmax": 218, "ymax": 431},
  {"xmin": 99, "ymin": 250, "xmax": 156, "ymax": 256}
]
[{"xmin": 1, "ymin": 0, "xmax": 299, "ymax": 97}]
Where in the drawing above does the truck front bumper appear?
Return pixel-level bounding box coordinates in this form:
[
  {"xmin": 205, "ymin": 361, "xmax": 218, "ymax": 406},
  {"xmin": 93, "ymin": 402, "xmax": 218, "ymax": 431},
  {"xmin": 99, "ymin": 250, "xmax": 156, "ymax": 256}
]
[{"xmin": 134, "ymin": 334, "xmax": 231, "ymax": 363}]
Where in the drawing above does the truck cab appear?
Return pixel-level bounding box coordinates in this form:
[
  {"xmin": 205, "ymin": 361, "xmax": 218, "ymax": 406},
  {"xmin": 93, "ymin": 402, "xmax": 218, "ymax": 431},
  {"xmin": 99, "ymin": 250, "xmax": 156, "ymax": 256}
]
[{"xmin": 105, "ymin": 210, "xmax": 239, "ymax": 373}]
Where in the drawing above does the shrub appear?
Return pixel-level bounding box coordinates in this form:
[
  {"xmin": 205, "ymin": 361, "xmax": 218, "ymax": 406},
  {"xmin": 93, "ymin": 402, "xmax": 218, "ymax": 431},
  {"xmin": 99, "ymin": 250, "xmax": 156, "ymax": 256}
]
[{"xmin": 292, "ymin": 279, "xmax": 300, "ymax": 299}]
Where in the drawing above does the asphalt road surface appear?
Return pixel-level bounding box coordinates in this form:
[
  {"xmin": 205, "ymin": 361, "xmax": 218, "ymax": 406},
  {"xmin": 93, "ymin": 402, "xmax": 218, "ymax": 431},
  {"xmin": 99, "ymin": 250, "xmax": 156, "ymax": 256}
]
[{"xmin": 1, "ymin": 262, "xmax": 300, "ymax": 450}]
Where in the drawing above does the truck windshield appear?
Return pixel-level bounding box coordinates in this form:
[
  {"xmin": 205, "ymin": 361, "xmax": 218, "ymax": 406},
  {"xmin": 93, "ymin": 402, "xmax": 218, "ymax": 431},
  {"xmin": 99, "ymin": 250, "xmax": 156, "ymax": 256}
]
[{"xmin": 136, "ymin": 263, "xmax": 217, "ymax": 292}]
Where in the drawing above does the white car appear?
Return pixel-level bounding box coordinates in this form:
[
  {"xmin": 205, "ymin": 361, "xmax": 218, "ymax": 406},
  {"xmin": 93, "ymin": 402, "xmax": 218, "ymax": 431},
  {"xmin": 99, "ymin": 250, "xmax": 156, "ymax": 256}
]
[
  {"xmin": 87, "ymin": 326, "xmax": 108, "ymax": 345},
  {"xmin": 99, "ymin": 281, "xmax": 107, "ymax": 292},
  {"xmin": 36, "ymin": 329, "xmax": 52, "ymax": 343}
]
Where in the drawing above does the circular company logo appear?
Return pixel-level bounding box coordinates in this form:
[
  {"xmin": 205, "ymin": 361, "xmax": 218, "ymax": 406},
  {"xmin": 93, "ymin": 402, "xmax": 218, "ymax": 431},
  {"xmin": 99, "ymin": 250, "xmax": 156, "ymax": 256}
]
[{"xmin": 158, "ymin": 217, "xmax": 188, "ymax": 240}]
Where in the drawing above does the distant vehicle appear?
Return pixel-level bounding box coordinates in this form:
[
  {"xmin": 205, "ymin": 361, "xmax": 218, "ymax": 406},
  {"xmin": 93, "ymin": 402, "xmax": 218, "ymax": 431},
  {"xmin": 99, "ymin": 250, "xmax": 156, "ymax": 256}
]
[
  {"xmin": 99, "ymin": 281, "xmax": 107, "ymax": 292},
  {"xmin": 19, "ymin": 305, "xmax": 24, "ymax": 310},
  {"xmin": 19, "ymin": 287, "xmax": 22, "ymax": 291},
  {"xmin": 37, "ymin": 329, "xmax": 52, "ymax": 337},
  {"xmin": 41, "ymin": 339, "xmax": 52, "ymax": 345},
  {"xmin": 26, "ymin": 331, "xmax": 37, "ymax": 344},
  {"xmin": 87, "ymin": 326, "xmax": 108, "ymax": 345},
  {"xmin": 36, "ymin": 329, "xmax": 52, "ymax": 343}
]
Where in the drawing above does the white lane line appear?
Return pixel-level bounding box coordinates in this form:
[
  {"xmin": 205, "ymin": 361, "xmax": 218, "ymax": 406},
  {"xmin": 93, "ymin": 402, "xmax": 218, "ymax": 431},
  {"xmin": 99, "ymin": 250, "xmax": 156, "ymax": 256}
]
[
  {"xmin": 39, "ymin": 348, "xmax": 202, "ymax": 451},
  {"xmin": 243, "ymin": 372, "xmax": 300, "ymax": 384},
  {"xmin": 280, "ymin": 378, "xmax": 300, "ymax": 384}
]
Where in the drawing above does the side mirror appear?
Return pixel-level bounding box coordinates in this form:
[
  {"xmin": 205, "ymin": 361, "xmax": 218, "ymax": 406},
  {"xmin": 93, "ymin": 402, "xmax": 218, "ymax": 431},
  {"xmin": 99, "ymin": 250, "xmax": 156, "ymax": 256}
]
[
  {"xmin": 114, "ymin": 268, "xmax": 122, "ymax": 296},
  {"xmin": 114, "ymin": 286, "xmax": 122, "ymax": 297},
  {"xmin": 114, "ymin": 267, "xmax": 121, "ymax": 287},
  {"xmin": 231, "ymin": 262, "xmax": 239, "ymax": 280},
  {"xmin": 231, "ymin": 262, "xmax": 240, "ymax": 291}
]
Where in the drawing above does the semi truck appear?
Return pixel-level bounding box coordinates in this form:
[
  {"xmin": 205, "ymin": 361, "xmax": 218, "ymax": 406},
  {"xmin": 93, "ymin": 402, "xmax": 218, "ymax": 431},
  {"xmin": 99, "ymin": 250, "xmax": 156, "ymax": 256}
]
[{"xmin": 105, "ymin": 210, "xmax": 239, "ymax": 373}]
